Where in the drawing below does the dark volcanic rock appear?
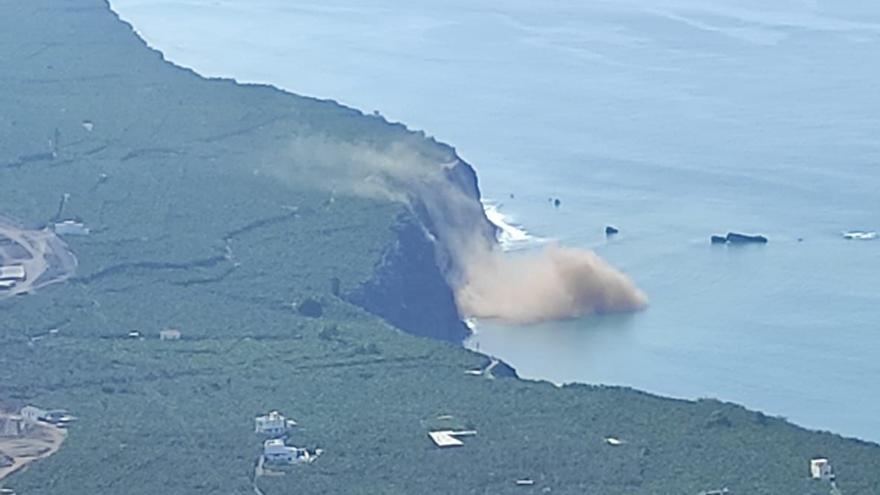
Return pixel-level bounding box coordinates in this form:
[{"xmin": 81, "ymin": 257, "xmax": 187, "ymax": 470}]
[
  {"xmin": 490, "ymin": 358, "xmax": 519, "ymax": 378},
  {"xmin": 346, "ymin": 214, "xmax": 470, "ymax": 343},
  {"xmin": 726, "ymin": 232, "xmax": 768, "ymax": 244},
  {"xmin": 711, "ymin": 233, "xmax": 768, "ymax": 244}
]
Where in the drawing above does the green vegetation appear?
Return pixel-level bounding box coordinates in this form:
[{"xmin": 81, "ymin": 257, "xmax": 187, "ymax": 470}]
[{"xmin": 1, "ymin": 1, "xmax": 879, "ymax": 494}]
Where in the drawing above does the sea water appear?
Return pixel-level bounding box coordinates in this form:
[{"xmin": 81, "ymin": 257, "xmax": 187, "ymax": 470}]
[{"xmin": 110, "ymin": 0, "xmax": 880, "ymax": 440}]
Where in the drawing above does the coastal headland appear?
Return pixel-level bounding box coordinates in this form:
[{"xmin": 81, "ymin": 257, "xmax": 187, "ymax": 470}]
[{"xmin": 0, "ymin": 1, "xmax": 878, "ymax": 494}]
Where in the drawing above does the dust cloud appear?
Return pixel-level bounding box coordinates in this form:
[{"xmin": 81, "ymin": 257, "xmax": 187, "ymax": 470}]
[
  {"xmin": 456, "ymin": 244, "xmax": 647, "ymax": 324},
  {"xmin": 268, "ymin": 135, "xmax": 647, "ymax": 324}
]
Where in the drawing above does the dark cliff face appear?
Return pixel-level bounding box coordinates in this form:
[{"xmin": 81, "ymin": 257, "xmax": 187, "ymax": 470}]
[
  {"xmin": 31, "ymin": 0, "xmax": 494, "ymax": 351},
  {"xmin": 345, "ymin": 212, "xmax": 471, "ymax": 343},
  {"xmin": 346, "ymin": 155, "xmax": 503, "ymax": 346},
  {"xmin": 446, "ymin": 158, "xmax": 499, "ymax": 244}
]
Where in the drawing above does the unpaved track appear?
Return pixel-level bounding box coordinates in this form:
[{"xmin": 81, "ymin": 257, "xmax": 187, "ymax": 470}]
[
  {"xmin": 0, "ymin": 216, "xmax": 77, "ymax": 300},
  {"xmin": 0, "ymin": 419, "xmax": 67, "ymax": 483}
]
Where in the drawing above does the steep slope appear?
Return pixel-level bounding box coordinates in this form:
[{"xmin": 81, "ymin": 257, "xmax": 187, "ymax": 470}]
[{"xmin": 0, "ymin": 0, "xmax": 474, "ymax": 343}]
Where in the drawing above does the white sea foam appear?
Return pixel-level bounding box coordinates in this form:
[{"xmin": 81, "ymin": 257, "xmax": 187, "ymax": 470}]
[
  {"xmin": 481, "ymin": 200, "xmax": 545, "ymax": 251},
  {"xmin": 464, "ymin": 317, "xmax": 478, "ymax": 332}
]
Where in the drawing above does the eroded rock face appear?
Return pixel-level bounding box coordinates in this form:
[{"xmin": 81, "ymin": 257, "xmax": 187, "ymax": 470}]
[
  {"xmin": 343, "ymin": 156, "xmax": 496, "ymax": 344},
  {"xmin": 346, "ymin": 213, "xmax": 471, "ymax": 344},
  {"xmin": 0, "ymin": 215, "xmax": 77, "ymax": 300}
]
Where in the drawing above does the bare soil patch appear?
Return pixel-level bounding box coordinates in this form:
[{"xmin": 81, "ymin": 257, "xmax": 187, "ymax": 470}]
[{"xmin": 0, "ymin": 418, "xmax": 67, "ymax": 484}]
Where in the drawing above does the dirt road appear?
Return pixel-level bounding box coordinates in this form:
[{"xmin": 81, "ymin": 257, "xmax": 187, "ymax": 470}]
[
  {"xmin": 0, "ymin": 216, "xmax": 77, "ymax": 300},
  {"xmin": 0, "ymin": 418, "xmax": 67, "ymax": 484}
]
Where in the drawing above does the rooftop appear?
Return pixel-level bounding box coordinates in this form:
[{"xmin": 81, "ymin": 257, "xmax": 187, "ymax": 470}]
[
  {"xmin": 0, "ymin": 265, "xmax": 26, "ymax": 280},
  {"xmin": 428, "ymin": 430, "xmax": 477, "ymax": 448}
]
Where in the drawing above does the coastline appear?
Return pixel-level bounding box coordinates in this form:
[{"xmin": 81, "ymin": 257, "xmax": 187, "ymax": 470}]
[
  {"xmin": 102, "ymin": 0, "xmax": 880, "ymax": 443},
  {"xmin": 1, "ymin": 1, "xmax": 878, "ymax": 493},
  {"xmin": 480, "ymin": 200, "xmax": 546, "ymax": 251},
  {"xmin": 105, "ymin": 0, "xmax": 878, "ymax": 448}
]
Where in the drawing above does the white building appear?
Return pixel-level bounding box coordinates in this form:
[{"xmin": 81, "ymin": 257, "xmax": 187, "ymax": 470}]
[
  {"xmin": 0, "ymin": 415, "xmax": 29, "ymax": 437},
  {"xmin": 810, "ymin": 458, "xmax": 833, "ymax": 480},
  {"xmin": 53, "ymin": 220, "xmax": 90, "ymax": 236},
  {"xmin": 19, "ymin": 405, "xmax": 75, "ymax": 427},
  {"xmin": 263, "ymin": 439, "xmax": 307, "ymax": 464},
  {"xmin": 20, "ymin": 405, "xmax": 47, "ymax": 424},
  {"xmin": 255, "ymin": 410, "xmax": 296, "ymax": 437},
  {"xmin": 42, "ymin": 409, "xmax": 76, "ymax": 427},
  {"xmin": 0, "ymin": 265, "xmax": 26, "ymax": 281},
  {"xmin": 159, "ymin": 328, "xmax": 182, "ymax": 341},
  {"xmin": 427, "ymin": 430, "xmax": 477, "ymax": 448}
]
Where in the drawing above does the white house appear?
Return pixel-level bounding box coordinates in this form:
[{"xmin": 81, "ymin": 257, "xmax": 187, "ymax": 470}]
[
  {"xmin": 42, "ymin": 409, "xmax": 76, "ymax": 427},
  {"xmin": 0, "ymin": 415, "xmax": 29, "ymax": 437},
  {"xmin": 20, "ymin": 405, "xmax": 47, "ymax": 424},
  {"xmin": 159, "ymin": 328, "xmax": 182, "ymax": 341},
  {"xmin": 255, "ymin": 410, "xmax": 296, "ymax": 437},
  {"xmin": 19, "ymin": 406, "xmax": 75, "ymax": 427},
  {"xmin": 0, "ymin": 265, "xmax": 26, "ymax": 281},
  {"xmin": 53, "ymin": 220, "xmax": 90, "ymax": 236},
  {"xmin": 263, "ymin": 439, "xmax": 307, "ymax": 464},
  {"xmin": 810, "ymin": 458, "xmax": 833, "ymax": 480},
  {"xmin": 427, "ymin": 430, "xmax": 477, "ymax": 448}
]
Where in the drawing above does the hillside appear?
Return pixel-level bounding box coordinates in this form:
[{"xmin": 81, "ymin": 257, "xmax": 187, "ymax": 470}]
[{"xmin": 1, "ymin": 1, "xmax": 879, "ymax": 494}]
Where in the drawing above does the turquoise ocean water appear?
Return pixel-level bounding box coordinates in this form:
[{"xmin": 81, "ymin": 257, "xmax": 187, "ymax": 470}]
[{"xmin": 111, "ymin": 0, "xmax": 880, "ymax": 440}]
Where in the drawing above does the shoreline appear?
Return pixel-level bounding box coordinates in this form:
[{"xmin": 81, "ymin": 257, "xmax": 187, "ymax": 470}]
[
  {"xmin": 3, "ymin": 2, "xmax": 879, "ymax": 492},
  {"xmin": 480, "ymin": 200, "xmax": 545, "ymax": 251},
  {"xmin": 104, "ymin": 0, "xmax": 875, "ymax": 445}
]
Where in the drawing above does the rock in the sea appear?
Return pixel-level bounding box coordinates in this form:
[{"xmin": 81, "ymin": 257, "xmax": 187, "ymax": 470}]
[
  {"xmin": 605, "ymin": 225, "xmax": 619, "ymax": 236},
  {"xmin": 843, "ymin": 231, "xmax": 877, "ymax": 240},
  {"xmin": 726, "ymin": 232, "xmax": 768, "ymax": 244},
  {"xmin": 711, "ymin": 232, "xmax": 768, "ymax": 244}
]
